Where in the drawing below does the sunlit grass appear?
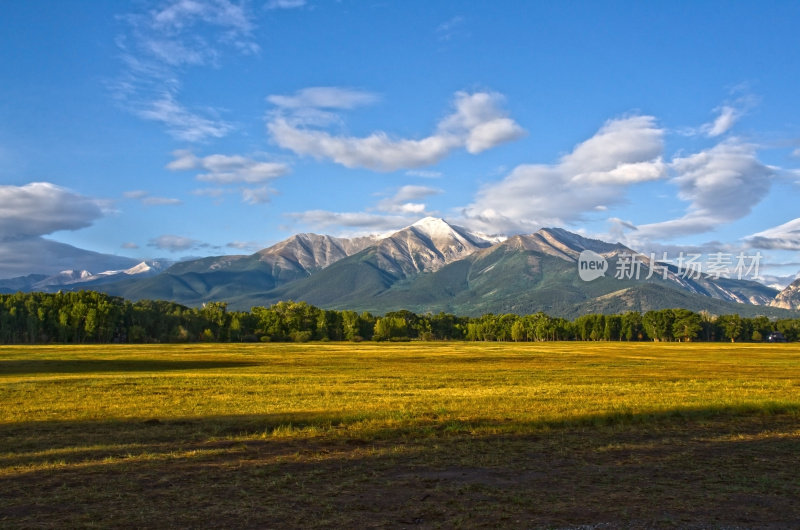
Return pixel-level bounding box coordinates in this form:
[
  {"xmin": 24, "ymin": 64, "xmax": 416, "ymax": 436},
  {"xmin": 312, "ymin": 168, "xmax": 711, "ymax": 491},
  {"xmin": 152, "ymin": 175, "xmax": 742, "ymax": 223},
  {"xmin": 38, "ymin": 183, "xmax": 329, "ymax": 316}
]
[
  {"xmin": 1, "ymin": 342, "xmax": 799, "ymax": 527},
  {"xmin": 2, "ymin": 342, "xmax": 799, "ymax": 428}
]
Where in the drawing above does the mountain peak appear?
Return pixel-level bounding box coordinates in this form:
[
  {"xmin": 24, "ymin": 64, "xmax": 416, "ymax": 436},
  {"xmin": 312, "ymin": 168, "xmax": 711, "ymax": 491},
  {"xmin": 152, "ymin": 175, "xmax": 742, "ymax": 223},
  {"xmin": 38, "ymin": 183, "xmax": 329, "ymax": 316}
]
[{"xmin": 408, "ymin": 217, "xmax": 459, "ymax": 238}]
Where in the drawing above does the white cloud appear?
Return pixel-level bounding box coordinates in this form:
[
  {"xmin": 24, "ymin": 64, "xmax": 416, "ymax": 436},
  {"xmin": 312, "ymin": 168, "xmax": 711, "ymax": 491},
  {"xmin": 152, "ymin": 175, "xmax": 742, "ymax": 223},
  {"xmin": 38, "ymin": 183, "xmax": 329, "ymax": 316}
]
[
  {"xmin": 267, "ymin": 87, "xmax": 378, "ymax": 110},
  {"xmin": 406, "ymin": 169, "xmax": 443, "ymax": 178},
  {"xmin": 124, "ymin": 189, "xmax": 182, "ymax": 206},
  {"xmin": 0, "ymin": 182, "xmax": 106, "ymax": 240},
  {"xmin": 266, "ymin": 0, "xmax": 306, "ymax": 9},
  {"xmin": 136, "ymin": 93, "xmax": 233, "ymax": 142},
  {"xmin": 115, "ymin": 0, "xmax": 258, "ymax": 141},
  {"xmin": 436, "ymin": 15, "xmax": 465, "ymax": 41},
  {"xmin": 693, "ymin": 90, "xmax": 757, "ymax": 138},
  {"xmin": 375, "ymin": 185, "xmax": 442, "ymax": 215},
  {"xmin": 286, "ymin": 210, "xmax": 414, "ymax": 234},
  {"xmin": 286, "ymin": 184, "xmax": 442, "ymax": 234},
  {"xmin": 636, "ymin": 140, "xmax": 774, "ymax": 239},
  {"xmin": 702, "ymin": 105, "xmax": 741, "ymax": 137},
  {"xmin": 267, "ymin": 90, "xmax": 525, "ymax": 172},
  {"xmin": 241, "ymin": 186, "xmax": 274, "ymax": 204},
  {"xmin": 168, "ymin": 150, "xmax": 290, "ymax": 183},
  {"xmin": 746, "ymin": 218, "xmax": 800, "ymax": 250},
  {"xmin": 461, "ymin": 115, "xmax": 666, "ymax": 234},
  {"xmin": 123, "ymin": 190, "xmax": 149, "ymax": 200},
  {"xmin": 143, "ymin": 196, "xmax": 183, "ymax": 206},
  {"xmin": 122, "ymin": 242, "xmax": 140, "ymax": 249},
  {"xmin": 148, "ymin": 234, "xmax": 202, "ymax": 252},
  {"xmin": 226, "ymin": 240, "xmax": 260, "ymax": 250}
]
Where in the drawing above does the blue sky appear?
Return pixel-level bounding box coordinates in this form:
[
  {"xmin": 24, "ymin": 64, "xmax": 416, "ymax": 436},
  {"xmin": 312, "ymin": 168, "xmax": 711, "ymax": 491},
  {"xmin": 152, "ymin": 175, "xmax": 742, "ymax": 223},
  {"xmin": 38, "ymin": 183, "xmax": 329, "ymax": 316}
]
[{"xmin": 1, "ymin": 0, "xmax": 799, "ymax": 280}]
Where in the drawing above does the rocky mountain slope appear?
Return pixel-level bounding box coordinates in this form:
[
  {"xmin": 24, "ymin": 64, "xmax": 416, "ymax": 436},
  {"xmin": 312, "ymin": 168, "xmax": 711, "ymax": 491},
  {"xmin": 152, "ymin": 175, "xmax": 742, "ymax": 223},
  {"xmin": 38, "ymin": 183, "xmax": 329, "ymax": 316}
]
[{"xmin": 771, "ymin": 278, "xmax": 800, "ymax": 310}]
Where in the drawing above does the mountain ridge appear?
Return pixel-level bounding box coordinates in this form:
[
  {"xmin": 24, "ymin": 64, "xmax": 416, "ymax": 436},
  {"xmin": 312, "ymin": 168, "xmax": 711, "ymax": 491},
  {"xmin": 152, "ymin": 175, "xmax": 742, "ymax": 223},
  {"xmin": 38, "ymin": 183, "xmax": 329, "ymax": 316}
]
[{"xmin": 2, "ymin": 218, "xmax": 795, "ymax": 319}]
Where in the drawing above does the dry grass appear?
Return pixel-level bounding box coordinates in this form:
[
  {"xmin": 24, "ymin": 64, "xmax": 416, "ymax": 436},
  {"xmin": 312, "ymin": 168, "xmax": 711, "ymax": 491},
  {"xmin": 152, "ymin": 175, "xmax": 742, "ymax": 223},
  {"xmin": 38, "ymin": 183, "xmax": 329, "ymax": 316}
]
[{"xmin": 1, "ymin": 342, "xmax": 799, "ymax": 528}]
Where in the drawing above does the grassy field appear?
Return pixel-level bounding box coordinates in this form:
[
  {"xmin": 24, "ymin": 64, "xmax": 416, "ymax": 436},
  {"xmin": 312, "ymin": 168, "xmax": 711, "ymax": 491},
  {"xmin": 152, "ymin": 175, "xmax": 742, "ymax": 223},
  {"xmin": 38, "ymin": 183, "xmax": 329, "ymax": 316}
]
[{"xmin": 1, "ymin": 342, "xmax": 799, "ymax": 528}]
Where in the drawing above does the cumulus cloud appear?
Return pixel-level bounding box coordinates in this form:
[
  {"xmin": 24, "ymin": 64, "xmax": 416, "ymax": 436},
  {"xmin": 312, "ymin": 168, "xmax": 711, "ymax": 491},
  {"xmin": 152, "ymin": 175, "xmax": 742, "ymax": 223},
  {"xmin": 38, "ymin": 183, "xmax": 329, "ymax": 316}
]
[
  {"xmin": 115, "ymin": 0, "xmax": 258, "ymax": 141},
  {"xmin": 267, "ymin": 90, "xmax": 525, "ymax": 172},
  {"xmin": 148, "ymin": 234, "xmax": 202, "ymax": 252},
  {"xmin": 167, "ymin": 150, "xmax": 290, "ymax": 183},
  {"xmin": 461, "ymin": 115, "xmax": 666, "ymax": 234},
  {"xmin": 0, "ymin": 182, "xmax": 106, "ymax": 240},
  {"xmin": 746, "ymin": 218, "xmax": 800, "ymax": 250},
  {"xmin": 636, "ymin": 140, "xmax": 774, "ymax": 239}
]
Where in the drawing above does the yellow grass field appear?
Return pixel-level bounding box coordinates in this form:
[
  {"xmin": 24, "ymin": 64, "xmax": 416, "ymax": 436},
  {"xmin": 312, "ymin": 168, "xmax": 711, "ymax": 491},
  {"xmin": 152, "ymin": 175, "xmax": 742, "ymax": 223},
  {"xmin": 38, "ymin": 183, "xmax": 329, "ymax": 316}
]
[{"xmin": 1, "ymin": 342, "xmax": 799, "ymax": 528}]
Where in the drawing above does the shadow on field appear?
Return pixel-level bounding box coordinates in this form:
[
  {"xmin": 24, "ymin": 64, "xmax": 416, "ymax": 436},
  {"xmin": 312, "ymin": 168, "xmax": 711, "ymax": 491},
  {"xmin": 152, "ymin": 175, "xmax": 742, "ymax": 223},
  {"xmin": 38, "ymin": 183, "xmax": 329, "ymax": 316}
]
[
  {"xmin": 1, "ymin": 405, "xmax": 799, "ymax": 528},
  {"xmin": 0, "ymin": 359, "xmax": 260, "ymax": 376}
]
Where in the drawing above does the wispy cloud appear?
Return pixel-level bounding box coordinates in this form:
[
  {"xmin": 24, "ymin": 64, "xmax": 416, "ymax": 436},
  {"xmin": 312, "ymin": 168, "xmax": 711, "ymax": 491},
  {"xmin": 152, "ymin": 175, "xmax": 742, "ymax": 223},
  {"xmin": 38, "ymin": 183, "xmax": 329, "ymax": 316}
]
[
  {"xmin": 406, "ymin": 169, "xmax": 443, "ymax": 179},
  {"xmin": 267, "ymin": 90, "xmax": 525, "ymax": 172},
  {"xmin": 241, "ymin": 185, "xmax": 275, "ymax": 204},
  {"xmin": 114, "ymin": 0, "xmax": 258, "ymax": 141},
  {"xmin": 375, "ymin": 185, "xmax": 442, "ymax": 214},
  {"xmin": 436, "ymin": 15, "xmax": 465, "ymax": 42},
  {"xmin": 267, "ymin": 87, "xmax": 377, "ymax": 110},
  {"xmin": 148, "ymin": 234, "xmax": 204, "ymax": 252},
  {"xmin": 135, "ymin": 93, "xmax": 233, "ymax": 142},
  {"xmin": 124, "ymin": 190, "xmax": 182, "ymax": 206},
  {"xmin": 287, "ymin": 184, "xmax": 441, "ymax": 234},
  {"xmin": 122, "ymin": 242, "xmax": 140, "ymax": 249},
  {"xmin": 168, "ymin": 150, "xmax": 290, "ymax": 183},
  {"xmin": 702, "ymin": 105, "xmax": 742, "ymax": 137},
  {"xmin": 286, "ymin": 210, "xmax": 414, "ymax": 234},
  {"xmin": 168, "ymin": 149, "xmax": 289, "ymax": 204},
  {"xmin": 688, "ymin": 89, "xmax": 757, "ymax": 138},
  {"xmin": 226, "ymin": 240, "xmax": 260, "ymax": 250},
  {"xmin": 265, "ymin": 0, "xmax": 306, "ymax": 10}
]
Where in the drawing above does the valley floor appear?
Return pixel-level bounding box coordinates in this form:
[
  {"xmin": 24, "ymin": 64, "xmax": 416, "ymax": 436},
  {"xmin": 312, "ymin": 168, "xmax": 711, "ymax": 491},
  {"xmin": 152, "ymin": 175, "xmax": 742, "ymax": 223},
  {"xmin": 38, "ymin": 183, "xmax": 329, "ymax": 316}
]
[{"xmin": 1, "ymin": 342, "xmax": 799, "ymax": 528}]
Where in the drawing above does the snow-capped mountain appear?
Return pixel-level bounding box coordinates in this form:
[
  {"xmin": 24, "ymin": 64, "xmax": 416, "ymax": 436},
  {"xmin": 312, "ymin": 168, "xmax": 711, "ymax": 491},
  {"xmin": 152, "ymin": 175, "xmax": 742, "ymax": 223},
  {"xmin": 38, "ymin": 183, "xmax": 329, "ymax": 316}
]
[
  {"xmin": 2, "ymin": 218, "xmax": 794, "ymax": 318},
  {"xmin": 370, "ymin": 217, "xmax": 496, "ymax": 277},
  {"xmin": 0, "ymin": 261, "xmax": 171, "ymax": 293}
]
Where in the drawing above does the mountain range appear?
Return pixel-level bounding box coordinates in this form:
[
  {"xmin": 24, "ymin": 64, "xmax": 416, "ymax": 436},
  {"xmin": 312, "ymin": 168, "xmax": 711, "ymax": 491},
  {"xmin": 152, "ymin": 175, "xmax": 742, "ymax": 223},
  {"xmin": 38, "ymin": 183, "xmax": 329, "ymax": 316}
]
[{"xmin": 2, "ymin": 217, "xmax": 798, "ymax": 319}]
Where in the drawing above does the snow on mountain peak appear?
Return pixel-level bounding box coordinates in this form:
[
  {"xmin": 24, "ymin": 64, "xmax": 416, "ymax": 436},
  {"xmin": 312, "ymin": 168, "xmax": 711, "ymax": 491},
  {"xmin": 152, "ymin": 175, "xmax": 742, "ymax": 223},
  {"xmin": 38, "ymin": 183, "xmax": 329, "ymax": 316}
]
[{"xmin": 409, "ymin": 217, "xmax": 459, "ymax": 238}]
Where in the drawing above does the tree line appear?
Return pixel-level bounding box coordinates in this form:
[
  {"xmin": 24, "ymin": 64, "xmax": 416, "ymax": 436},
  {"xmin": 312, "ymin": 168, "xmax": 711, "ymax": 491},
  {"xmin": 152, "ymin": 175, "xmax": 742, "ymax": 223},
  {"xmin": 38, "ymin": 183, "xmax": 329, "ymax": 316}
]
[{"xmin": 0, "ymin": 291, "xmax": 798, "ymax": 344}]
